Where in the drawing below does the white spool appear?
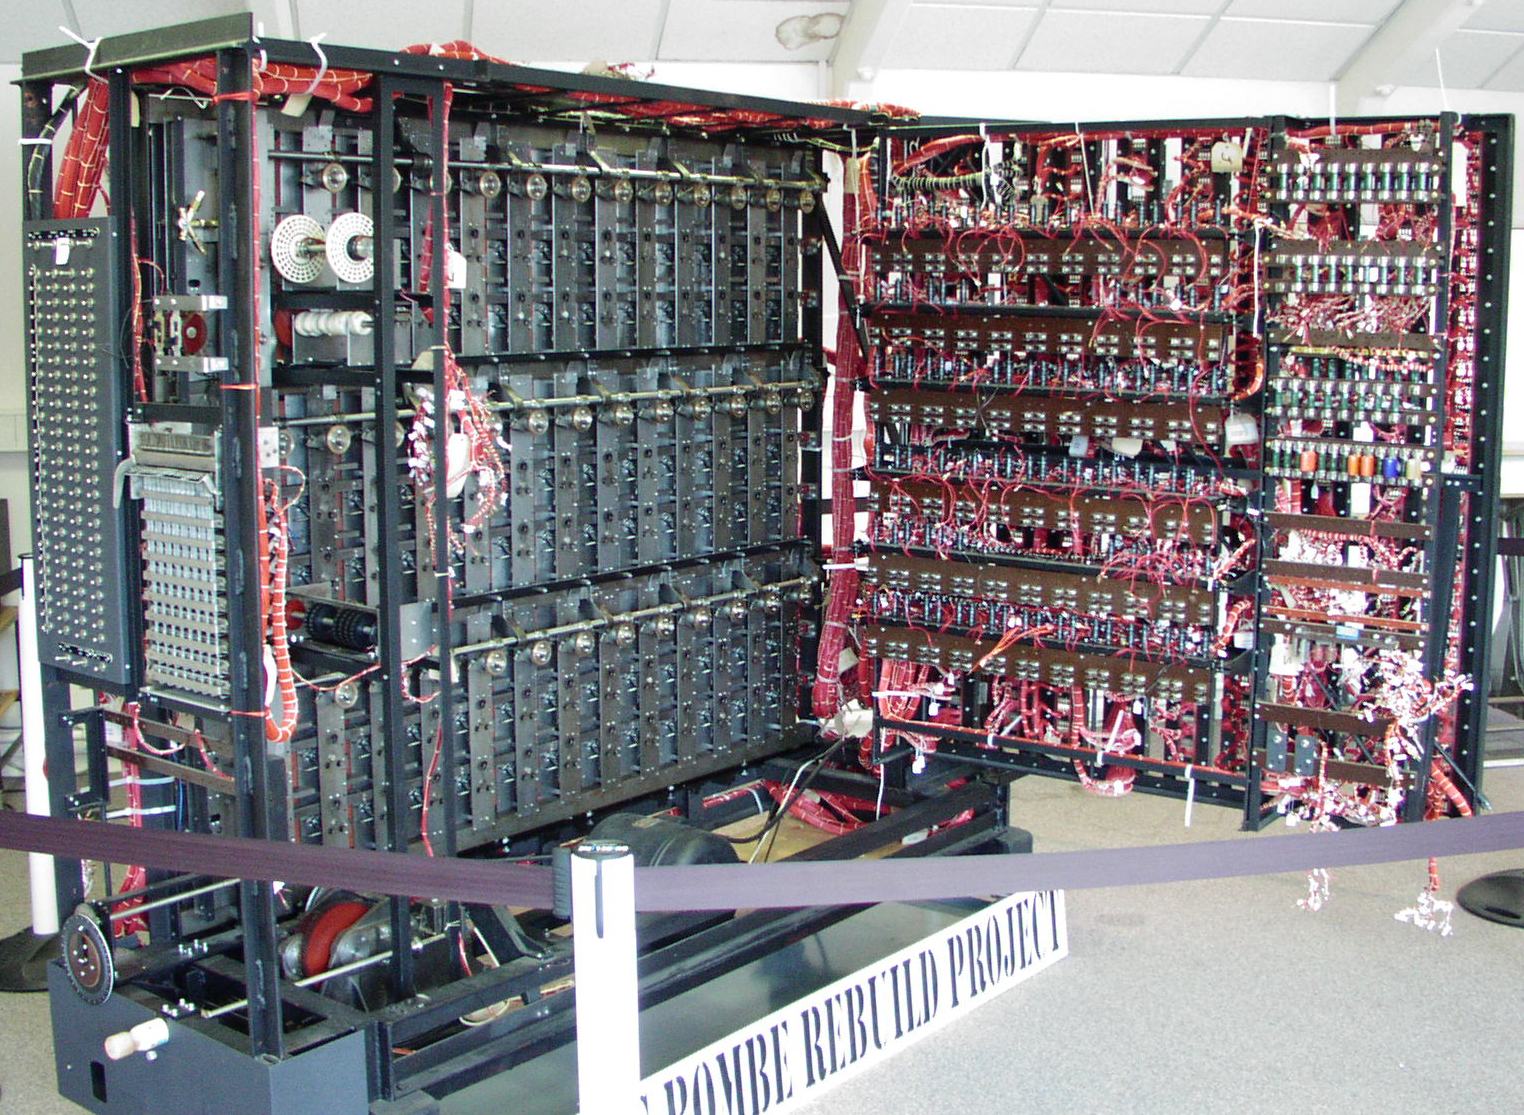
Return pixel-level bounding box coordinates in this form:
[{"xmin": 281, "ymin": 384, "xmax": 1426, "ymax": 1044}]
[
  {"xmin": 293, "ymin": 309, "xmax": 374, "ymax": 337},
  {"xmin": 270, "ymin": 214, "xmax": 327, "ymax": 284},
  {"xmin": 326, "ymin": 211, "xmax": 375, "ymax": 284}
]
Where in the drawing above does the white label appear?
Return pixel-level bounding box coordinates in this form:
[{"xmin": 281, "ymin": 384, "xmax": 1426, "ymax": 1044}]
[
  {"xmin": 53, "ymin": 237, "xmax": 71, "ymax": 266},
  {"xmin": 639, "ymin": 889, "xmax": 1068, "ymax": 1114},
  {"xmin": 258, "ymin": 425, "xmax": 281, "ymax": 469}
]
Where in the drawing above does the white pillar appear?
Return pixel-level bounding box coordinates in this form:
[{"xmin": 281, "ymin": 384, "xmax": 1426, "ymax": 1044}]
[
  {"xmin": 572, "ymin": 840, "xmax": 641, "ymax": 1115},
  {"xmin": 19, "ymin": 555, "xmax": 60, "ymax": 935}
]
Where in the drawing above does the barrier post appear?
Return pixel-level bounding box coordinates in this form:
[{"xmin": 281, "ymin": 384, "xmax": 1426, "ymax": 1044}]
[
  {"xmin": 19, "ymin": 556, "xmax": 58, "ymax": 935},
  {"xmin": 571, "ymin": 840, "xmax": 641, "ymax": 1114}
]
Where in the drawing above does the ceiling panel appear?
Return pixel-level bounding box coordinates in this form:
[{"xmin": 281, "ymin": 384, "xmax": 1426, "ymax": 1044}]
[
  {"xmin": 1019, "ymin": 10, "xmax": 1209, "ymax": 74},
  {"xmin": 297, "ymin": 0, "xmax": 467, "ymax": 52},
  {"xmin": 884, "ymin": 4, "xmax": 1038, "ymax": 69},
  {"xmin": 659, "ymin": 0, "xmax": 848, "ymax": 61},
  {"xmin": 0, "ymin": 1, "xmax": 72, "ymax": 64},
  {"xmin": 1227, "ymin": 0, "xmax": 1397, "ymax": 20},
  {"xmin": 1183, "ymin": 18, "xmax": 1371, "ymax": 81},
  {"xmin": 73, "ymin": 0, "xmax": 247, "ymax": 41},
  {"xmin": 1399, "ymin": 29, "xmax": 1524, "ymax": 87},
  {"xmin": 1050, "ymin": 0, "xmax": 1219, "ymax": 12},
  {"xmin": 471, "ymin": 0, "xmax": 664, "ymax": 61},
  {"xmin": 1484, "ymin": 41, "xmax": 1524, "ymax": 88},
  {"xmin": 1467, "ymin": 0, "xmax": 1524, "ymax": 33}
]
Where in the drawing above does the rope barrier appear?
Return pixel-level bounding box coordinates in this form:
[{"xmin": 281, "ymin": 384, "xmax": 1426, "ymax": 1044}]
[{"xmin": 5, "ymin": 807, "xmax": 1522, "ymax": 914}]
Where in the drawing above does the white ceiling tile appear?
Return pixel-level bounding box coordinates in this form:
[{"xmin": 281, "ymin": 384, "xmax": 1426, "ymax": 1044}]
[
  {"xmin": 73, "ymin": 0, "xmax": 247, "ymax": 42},
  {"xmin": 470, "ymin": 0, "xmax": 665, "ymax": 61},
  {"xmin": 1484, "ymin": 41, "xmax": 1524, "ymax": 87},
  {"xmin": 297, "ymin": 0, "xmax": 468, "ymax": 52},
  {"xmin": 884, "ymin": 5, "xmax": 1038, "ymax": 69},
  {"xmin": 1019, "ymin": 11, "xmax": 1209, "ymax": 74},
  {"xmin": 1183, "ymin": 18, "xmax": 1371, "ymax": 80},
  {"xmin": 0, "ymin": 1, "xmax": 73, "ymax": 64},
  {"xmin": 1399, "ymin": 29, "xmax": 1524, "ymax": 87},
  {"xmin": 659, "ymin": 0, "xmax": 848, "ymax": 61},
  {"xmin": 1050, "ymin": 0, "xmax": 1220, "ymax": 12},
  {"xmin": 1467, "ymin": 0, "xmax": 1524, "ymax": 33},
  {"xmin": 1227, "ymin": 0, "xmax": 1397, "ymax": 20}
]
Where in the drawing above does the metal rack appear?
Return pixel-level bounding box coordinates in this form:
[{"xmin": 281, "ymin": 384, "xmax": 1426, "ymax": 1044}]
[{"xmin": 20, "ymin": 18, "xmax": 1018, "ymax": 1113}]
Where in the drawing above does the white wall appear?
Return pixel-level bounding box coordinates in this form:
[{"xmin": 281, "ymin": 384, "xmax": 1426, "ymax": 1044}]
[{"xmin": 2, "ymin": 61, "xmax": 1520, "ymax": 553}]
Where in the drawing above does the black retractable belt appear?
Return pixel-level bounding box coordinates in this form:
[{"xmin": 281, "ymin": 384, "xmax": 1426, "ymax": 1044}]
[
  {"xmin": 0, "ymin": 810, "xmax": 555, "ymax": 909},
  {"xmin": 6, "ymin": 807, "xmax": 1524, "ymax": 915}
]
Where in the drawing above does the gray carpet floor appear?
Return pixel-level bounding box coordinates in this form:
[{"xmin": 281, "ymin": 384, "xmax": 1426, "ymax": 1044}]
[{"xmin": 3, "ymin": 769, "xmax": 1521, "ymax": 1114}]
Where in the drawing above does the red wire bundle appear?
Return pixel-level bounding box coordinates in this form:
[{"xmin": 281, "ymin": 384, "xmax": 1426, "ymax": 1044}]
[
  {"xmin": 813, "ymin": 188, "xmax": 864, "ymax": 719},
  {"xmin": 133, "ymin": 57, "xmax": 374, "ymax": 112},
  {"xmin": 53, "ymin": 81, "xmax": 109, "ymax": 219}
]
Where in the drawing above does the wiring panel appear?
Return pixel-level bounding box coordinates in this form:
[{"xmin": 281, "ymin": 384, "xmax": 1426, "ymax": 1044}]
[
  {"xmin": 821, "ymin": 116, "xmax": 1507, "ymax": 826},
  {"xmin": 1251, "ymin": 117, "xmax": 1500, "ymax": 835}
]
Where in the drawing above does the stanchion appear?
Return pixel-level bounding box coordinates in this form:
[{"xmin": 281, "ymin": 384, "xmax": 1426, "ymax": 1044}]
[
  {"xmin": 0, "ymin": 556, "xmax": 60, "ymax": 992},
  {"xmin": 570, "ymin": 840, "xmax": 642, "ymax": 1114}
]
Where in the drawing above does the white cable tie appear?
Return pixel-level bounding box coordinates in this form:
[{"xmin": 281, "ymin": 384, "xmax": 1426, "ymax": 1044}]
[
  {"xmin": 821, "ymin": 561, "xmax": 859, "ymax": 571},
  {"xmin": 1251, "ymin": 226, "xmax": 1262, "ymax": 339},
  {"xmin": 1435, "ymin": 48, "xmax": 1450, "ymax": 113},
  {"xmin": 58, "ymin": 26, "xmax": 103, "ymax": 82},
  {"xmin": 105, "ymin": 804, "xmax": 178, "ymax": 819},
  {"xmin": 1327, "ymin": 83, "xmax": 1337, "ymax": 139},
  {"xmin": 303, "ymin": 33, "xmax": 330, "ymax": 97},
  {"xmin": 1183, "ymin": 763, "xmax": 1197, "ymax": 828},
  {"xmin": 18, "ymin": 138, "xmax": 53, "ymax": 146}
]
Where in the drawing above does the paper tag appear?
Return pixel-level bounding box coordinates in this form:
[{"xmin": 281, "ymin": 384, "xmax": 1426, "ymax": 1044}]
[
  {"xmin": 1210, "ymin": 140, "xmax": 1244, "ymax": 173},
  {"xmin": 447, "ymin": 247, "xmax": 468, "ymax": 290},
  {"xmin": 53, "ymin": 237, "xmax": 71, "ymax": 266},
  {"xmin": 281, "ymin": 93, "xmax": 313, "ymax": 118},
  {"xmin": 258, "ymin": 425, "xmax": 281, "ymax": 469}
]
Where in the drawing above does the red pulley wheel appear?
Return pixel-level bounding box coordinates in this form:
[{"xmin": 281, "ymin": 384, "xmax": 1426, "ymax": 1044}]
[{"xmin": 301, "ymin": 900, "xmax": 371, "ymax": 978}]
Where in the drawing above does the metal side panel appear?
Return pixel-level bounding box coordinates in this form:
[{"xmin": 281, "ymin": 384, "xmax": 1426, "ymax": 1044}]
[
  {"xmin": 49, "ymin": 964, "xmax": 369, "ymax": 1115},
  {"xmin": 25, "ymin": 217, "xmax": 134, "ymax": 684}
]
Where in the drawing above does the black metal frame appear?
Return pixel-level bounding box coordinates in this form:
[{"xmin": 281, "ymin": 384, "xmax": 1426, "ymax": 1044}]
[
  {"xmin": 1442, "ymin": 115, "xmax": 1513, "ymax": 804},
  {"xmin": 16, "ymin": 18, "xmax": 999, "ymax": 1115}
]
